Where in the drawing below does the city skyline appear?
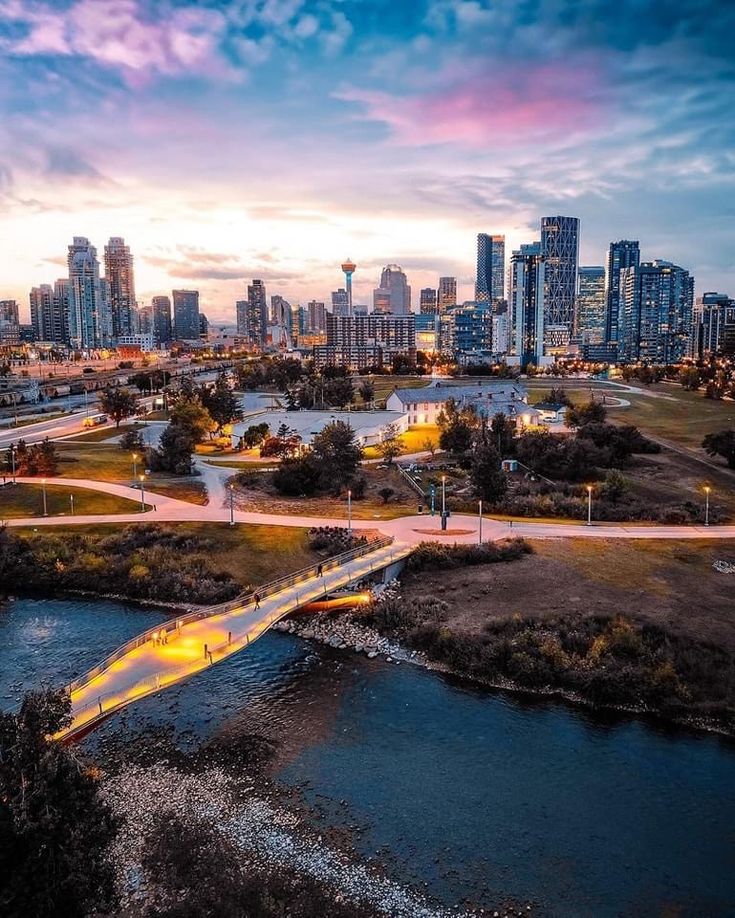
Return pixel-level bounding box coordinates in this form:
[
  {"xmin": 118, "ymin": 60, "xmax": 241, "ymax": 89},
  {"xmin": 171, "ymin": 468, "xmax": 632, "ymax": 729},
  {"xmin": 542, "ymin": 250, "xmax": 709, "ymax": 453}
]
[{"xmin": 0, "ymin": 0, "xmax": 733, "ymax": 321}]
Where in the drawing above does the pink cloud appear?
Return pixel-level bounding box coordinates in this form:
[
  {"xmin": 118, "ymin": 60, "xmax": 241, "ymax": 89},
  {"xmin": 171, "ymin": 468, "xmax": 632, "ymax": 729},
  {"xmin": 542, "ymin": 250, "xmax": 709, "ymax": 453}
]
[{"xmin": 338, "ymin": 62, "xmax": 606, "ymax": 147}]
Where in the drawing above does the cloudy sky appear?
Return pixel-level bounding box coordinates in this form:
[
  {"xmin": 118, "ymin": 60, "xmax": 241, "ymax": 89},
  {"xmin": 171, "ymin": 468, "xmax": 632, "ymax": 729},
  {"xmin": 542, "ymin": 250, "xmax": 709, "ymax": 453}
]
[{"xmin": 1, "ymin": 0, "xmax": 733, "ymax": 324}]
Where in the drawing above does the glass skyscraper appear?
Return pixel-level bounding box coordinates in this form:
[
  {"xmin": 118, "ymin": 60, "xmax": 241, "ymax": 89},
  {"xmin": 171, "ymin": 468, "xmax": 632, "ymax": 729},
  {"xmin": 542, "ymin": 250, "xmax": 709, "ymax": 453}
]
[
  {"xmin": 576, "ymin": 266, "xmax": 606, "ymax": 344},
  {"xmin": 475, "ymin": 233, "xmax": 505, "ymax": 306},
  {"xmin": 540, "ymin": 216, "xmax": 579, "ymax": 352},
  {"xmin": 605, "ymin": 239, "xmax": 640, "ymax": 345}
]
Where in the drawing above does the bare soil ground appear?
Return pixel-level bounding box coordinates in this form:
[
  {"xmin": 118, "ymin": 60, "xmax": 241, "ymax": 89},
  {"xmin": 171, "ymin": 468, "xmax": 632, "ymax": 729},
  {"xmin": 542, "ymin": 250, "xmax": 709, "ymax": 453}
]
[{"xmin": 402, "ymin": 538, "xmax": 735, "ymax": 653}]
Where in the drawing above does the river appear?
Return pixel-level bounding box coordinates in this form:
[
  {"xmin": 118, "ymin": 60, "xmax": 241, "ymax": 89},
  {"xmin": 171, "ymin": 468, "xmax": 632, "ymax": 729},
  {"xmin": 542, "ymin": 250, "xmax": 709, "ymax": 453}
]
[{"xmin": 1, "ymin": 597, "xmax": 734, "ymax": 916}]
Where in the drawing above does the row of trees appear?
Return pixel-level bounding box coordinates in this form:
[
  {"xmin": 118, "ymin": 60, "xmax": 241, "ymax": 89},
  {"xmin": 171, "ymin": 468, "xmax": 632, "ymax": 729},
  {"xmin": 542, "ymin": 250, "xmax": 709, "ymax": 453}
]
[{"xmin": 3, "ymin": 437, "xmax": 58, "ymax": 477}]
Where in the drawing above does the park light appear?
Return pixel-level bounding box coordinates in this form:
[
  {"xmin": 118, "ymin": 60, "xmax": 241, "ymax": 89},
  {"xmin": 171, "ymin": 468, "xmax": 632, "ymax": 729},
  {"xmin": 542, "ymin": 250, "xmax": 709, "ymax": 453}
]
[
  {"xmin": 586, "ymin": 485, "xmax": 593, "ymax": 527},
  {"xmin": 139, "ymin": 474, "xmax": 146, "ymax": 511},
  {"xmin": 704, "ymin": 485, "xmax": 711, "ymax": 527},
  {"xmin": 42, "ymin": 477, "xmax": 48, "ymax": 517},
  {"xmin": 132, "ymin": 452, "xmax": 138, "ymax": 482},
  {"xmin": 347, "ymin": 488, "xmax": 352, "ymax": 533}
]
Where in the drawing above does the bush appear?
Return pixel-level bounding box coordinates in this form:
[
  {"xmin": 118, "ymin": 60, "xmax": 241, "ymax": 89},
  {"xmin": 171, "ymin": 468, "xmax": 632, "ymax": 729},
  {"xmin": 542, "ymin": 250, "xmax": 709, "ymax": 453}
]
[
  {"xmin": 307, "ymin": 526, "xmax": 367, "ymax": 554},
  {"xmin": 406, "ymin": 538, "xmax": 532, "ymax": 572},
  {"xmin": 273, "ymin": 454, "xmax": 322, "ymax": 496},
  {"xmin": 119, "ymin": 428, "xmax": 145, "ymax": 452}
]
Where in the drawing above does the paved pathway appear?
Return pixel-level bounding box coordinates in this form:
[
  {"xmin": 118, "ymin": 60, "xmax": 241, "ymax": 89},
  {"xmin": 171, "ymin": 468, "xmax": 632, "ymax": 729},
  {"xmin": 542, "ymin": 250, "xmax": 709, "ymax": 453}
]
[{"xmin": 58, "ymin": 538, "xmax": 412, "ymax": 739}]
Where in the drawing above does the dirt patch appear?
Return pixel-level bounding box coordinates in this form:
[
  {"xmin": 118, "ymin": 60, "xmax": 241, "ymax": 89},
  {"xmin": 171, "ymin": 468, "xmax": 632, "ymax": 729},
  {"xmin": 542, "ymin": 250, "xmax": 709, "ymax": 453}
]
[{"xmin": 402, "ymin": 538, "xmax": 735, "ymax": 653}]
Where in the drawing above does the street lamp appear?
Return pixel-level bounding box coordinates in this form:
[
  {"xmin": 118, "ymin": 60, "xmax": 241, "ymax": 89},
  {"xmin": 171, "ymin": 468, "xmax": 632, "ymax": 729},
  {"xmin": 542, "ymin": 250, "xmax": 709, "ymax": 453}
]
[
  {"xmin": 478, "ymin": 500, "xmax": 483, "ymax": 545},
  {"xmin": 70, "ymin": 494, "xmax": 74, "ymax": 516},
  {"xmin": 42, "ymin": 477, "xmax": 48, "ymax": 517},
  {"xmin": 132, "ymin": 452, "xmax": 138, "ymax": 483},
  {"xmin": 347, "ymin": 488, "xmax": 352, "ymax": 534},
  {"xmin": 10, "ymin": 444, "xmax": 16, "ymax": 484},
  {"xmin": 704, "ymin": 486, "xmax": 711, "ymax": 526},
  {"xmin": 442, "ymin": 475, "xmax": 446, "ymax": 515},
  {"xmin": 139, "ymin": 475, "xmax": 146, "ymax": 512},
  {"xmin": 586, "ymin": 485, "xmax": 593, "ymax": 526},
  {"xmin": 229, "ymin": 484, "xmax": 235, "ymax": 527}
]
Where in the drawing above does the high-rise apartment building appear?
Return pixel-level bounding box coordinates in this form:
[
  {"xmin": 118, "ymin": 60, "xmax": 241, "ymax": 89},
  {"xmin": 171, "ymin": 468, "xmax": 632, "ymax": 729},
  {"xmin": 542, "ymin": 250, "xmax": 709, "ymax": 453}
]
[
  {"xmin": 438, "ymin": 276, "xmax": 457, "ymax": 312},
  {"xmin": 605, "ymin": 240, "xmax": 640, "ymax": 345},
  {"xmin": 246, "ymin": 279, "xmax": 268, "ymax": 348},
  {"xmin": 373, "ymin": 264, "xmax": 411, "ymax": 315},
  {"xmin": 576, "ymin": 266, "xmax": 606, "ymax": 344},
  {"xmin": 271, "ymin": 295, "xmax": 293, "ymax": 337},
  {"xmin": 152, "ymin": 295, "xmax": 172, "ymax": 344},
  {"xmin": 618, "ymin": 261, "xmax": 694, "ymax": 364},
  {"xmin": 172, "ymin": 289, "xmax": 200, "ymax": 340},
  {"xmin": 451, "ymin": 302, "xmax": 493, "ymax": 356},
  {"xmin": 0, "ymin": 300, "xmax": 20, "ymax": 345},
  {"xmin": 30, "ymin": 285, "xmax": 53, "ymax": 341},
  {"xmin": 692, "ymin": 292, "xmax": 735, "ymax": 358},
  {"xmin": 306, "ymin": 300, "xmax": 327, "ymax": 334},
  {"xmin": 540, "ymin": 216, "xmax": 579, "ymax": 352},
  {"xmin": 475, "ymin": 234, "xmax": 505, "ymax": 306},
  {"xmin": 331, "ymin": 288, "xmax": 350, "ymax": 317},
  {"xmin": 509, "ymin": 242, "xmax": 545, "ymax": 369},
  {"xmin": 420, "ymin": 288, "xmax": 438, "ymax": 314},
  {"xmin": 314, "ymin": 314, "xmax": 416, "ymax": 370},
  {"xmin": 68, "ymin": 236, "xmax": 105, "ymax": 349},
  {"xmin": 104, "ymin": 236, "xmax": 136, "ymax": 339},
  {"xmin": 236, "ymin": 300, "xmax": 248, "ymax": 337}
]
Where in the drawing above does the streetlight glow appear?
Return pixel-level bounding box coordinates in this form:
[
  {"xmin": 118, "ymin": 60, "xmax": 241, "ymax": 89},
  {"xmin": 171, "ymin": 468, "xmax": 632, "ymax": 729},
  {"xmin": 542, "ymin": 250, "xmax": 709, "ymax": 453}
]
[{"xmin": 704, "ymin": 485, "xmax": 711, "ymax": 526}]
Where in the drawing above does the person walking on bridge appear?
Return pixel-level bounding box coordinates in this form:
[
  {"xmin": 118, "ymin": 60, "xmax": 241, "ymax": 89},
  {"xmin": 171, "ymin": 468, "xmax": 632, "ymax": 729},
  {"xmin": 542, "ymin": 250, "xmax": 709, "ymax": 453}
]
[
  {"xmin": 317, "ymin": 563, "xmax": 323, "ymax": 577},
  {"xmin": 254, "ymin": 592, "xmax": 261, "ymax": 610}
]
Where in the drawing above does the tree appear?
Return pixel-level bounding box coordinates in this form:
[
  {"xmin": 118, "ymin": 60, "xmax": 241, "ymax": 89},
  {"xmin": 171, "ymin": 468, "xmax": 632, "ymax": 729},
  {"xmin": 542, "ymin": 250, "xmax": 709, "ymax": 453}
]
[
  {"xmin": 98, "ymin": 386, "xmax": 138, "ymax": 428},
  {"xmin": 129, "ymin": 369, "xmax": 170, "ymax": 393},
  {"xmin": 470, "ymin": 443, "xmax": 508, "ymax": 502},
  {"xmin": 439, "ymin": 418, "xmax": 474, "ymax": 455},
  {"xmin": 3, "ymin": 438, "xmax": 57, "ymax": 477},
  {"xmin": 378, "ymin": 486, "xmax": 395, "ymax": 504},
  {"xmin": 311, "ymin": 421, "xmax": 363, "ymax": 491},
  {"xmin": 0, "ymin": 689, "xmax": 117, "ymax": 918},
  {"xmin": 169, "ymin": 399, "xmax": 215, "ymax": 443},
  {"xmin": 147, "ymin": 425, "xmax": 196, "ymax": 475},
  {"xmin": 679, "ymin": 367, "xmax": 701, "ymax": 391},
  {"xmin": 703, "ymin": 429, "xmax": 735, "ymax": 468},
  {"xmin": 565, "ymin": 398, "xmax": 607, "ymax": 428},
  {"xmin": 547, "ymin": 387, "xmax": 572, "ymax": 405},
  {"xmin": 489, "ymin": 412, "xmax": 516, "ymax": 457},
  {"xmin": 376, "ymin": 423, "xmax": 404, "ymax": 465},
  {"xmin": 239, "ymin": 422, "xmax": 269, "ymax": 449},
  {"xmin": 272, "ymin": 453, "xmax": 322, "ymax": 496},
  {"xmin": 599, "ymin": 469, "xmax": 629, "ymax": 503},
  {"xmin": 119, "ymin": 428, "xmax": 145, "ymax": 452},
  {"xmin": 33, "ymin": 437, "xmax": 58, "ymax": 476},
  {"xmin": 323, "ymin": 376, "xmax": 354, "ymax": 408},
  {"xmin": 358, "ymin": 379, "xmax": 375, "ymax": 404},
  {"xmin": 200, "ymin": 373, "xmax": 242, "ymax": 435},
  {"xmin": 422, "ymin": 437, "xmax": 437, "ymax": 459}
]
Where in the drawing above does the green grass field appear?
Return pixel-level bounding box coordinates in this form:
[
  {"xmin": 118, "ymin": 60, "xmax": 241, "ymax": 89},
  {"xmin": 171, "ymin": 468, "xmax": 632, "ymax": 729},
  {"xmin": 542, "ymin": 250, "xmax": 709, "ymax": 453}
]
[
  {"xmin": 62, "ymin": 422, "xmax": 144, "ymax": 443},
  {"xmin": 363, "ymin": 424, "xmax": 441, "ymax": 459},
  {"xmin": 0, "ymin": 483, "xmax": 149, "ymax": 518},
  {"xmin": 11, "ymin": 520, "xmax": 318, "ymax": 587}
]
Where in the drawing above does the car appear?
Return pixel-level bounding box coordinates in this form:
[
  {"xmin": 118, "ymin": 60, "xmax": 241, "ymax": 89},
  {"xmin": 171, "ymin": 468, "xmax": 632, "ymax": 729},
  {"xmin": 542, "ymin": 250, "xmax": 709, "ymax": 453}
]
[{"xmin": 82, "ymin": 414, "xmax": 108, "ymax": 428}]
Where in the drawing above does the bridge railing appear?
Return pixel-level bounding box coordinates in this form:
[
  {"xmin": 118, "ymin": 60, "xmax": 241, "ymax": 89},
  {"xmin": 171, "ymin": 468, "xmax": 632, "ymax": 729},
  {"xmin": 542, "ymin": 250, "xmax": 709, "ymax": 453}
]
[{"xmin": 67, "ymin": 534, "xmax": 394, "ymax": 695}]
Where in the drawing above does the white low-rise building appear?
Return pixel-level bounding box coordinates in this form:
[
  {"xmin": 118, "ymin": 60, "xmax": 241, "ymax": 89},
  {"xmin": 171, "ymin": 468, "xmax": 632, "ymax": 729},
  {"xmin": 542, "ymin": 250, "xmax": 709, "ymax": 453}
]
[
  {"xmin": 386, "ymin": 379, "xmax": 529, "ymax": 426},
  {"xmin": 231, "ymin": 408, "xmax": 408, "ymax": 449}
]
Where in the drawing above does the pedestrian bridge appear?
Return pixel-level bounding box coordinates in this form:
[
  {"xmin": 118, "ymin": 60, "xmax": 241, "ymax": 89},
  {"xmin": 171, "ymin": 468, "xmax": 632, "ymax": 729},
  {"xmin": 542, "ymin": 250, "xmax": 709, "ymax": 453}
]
[{"xmin": 57, "ymin": 536, "xmax": 411, "ymax": 741}]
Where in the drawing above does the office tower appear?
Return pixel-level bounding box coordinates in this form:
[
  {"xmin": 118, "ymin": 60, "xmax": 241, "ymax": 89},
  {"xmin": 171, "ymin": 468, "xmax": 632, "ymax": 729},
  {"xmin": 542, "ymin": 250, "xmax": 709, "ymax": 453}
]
[
  {"xmin": 306, "ymin": 300, "xmax": 327, "ymax": 334},
  {"xmin": 152, "ymin": 295, "xmax": 172, "ymax": 345},
  {"xmin": 68, "ymin": 236, "xmax": 104, "ymax": 349},
  {"xmin": 331, "ymin": 288, "xmax": 350, "ymax": 317},
  {"xmin": 605, "ymin": 240, "xmax": 640, "ymax": 345},
  {"xmin": 475, "ymin": 234, "xmax": 505, "ymax": 306},
  {"xmin": 236, "ymin": 300, "xmax": 248, "ymax": 336},
  {"xmin": 618, "ymin": 261, "xmax": 694, "ymax": 364},
  {"xmin": 296, "ymin": 305, "xmax": 308, "ymax": 337},
  {"xmin": 30, "ymin": 286, "xmax": 53, "ymax": 341},
  {"xmin": 451, "ymin": 302, "xmax": 493, "ymax": 355},
  {"xmin": 692, "ymin": 292, "xmax": 735, "ymax": 357},
  {"xmin": 373, "ymin": 264, "xmax": 411, "ymax": 315},
  {"xmin": 438, "ymin": 276, "xmax": 457, "ymax": 312},
  {"xmin": 341, "ymin": 258, "xmax": 356, "ymax": 315},
  {"xmin": 576, "ymin": 266, "xmax": 606, "ymax": 344},
  {"xmin": 172, "ymin": 289, "xmax": 200, "ymax": 340},
  {"xmin": 199, "ymin": 313, "xmax": 209, "ymax": 339},
  {"xmin": 314, "ymin": 314, "xmax": 416, "ymax": 370},
  {"xmin": 104, "ymin": 236, "xmax": 136, "ymax": 339},
  {"xmin": 271, "ymin": 295, "xmax": 293, "ymax": 335},
  {"xmin": 492, "ymin": 304, "xmax": 510, "ymax": 355},
  {"xmin": 136, "ymin": 303, "xmax": 152, "ymax": 335},
  {"xmin": 246, "ymin": 279, "xmax": 268, "ymax": 348},
  {"xmin": 420, "ymin": 288, "xmax": 438, "ymax": 314},
  {"xmin": 509, "ymin": 242, "xmax": 545, "ymax": 369},
  {"xmin": 540, "ymin": 216, "xmax": 579, "ymax": 351}
]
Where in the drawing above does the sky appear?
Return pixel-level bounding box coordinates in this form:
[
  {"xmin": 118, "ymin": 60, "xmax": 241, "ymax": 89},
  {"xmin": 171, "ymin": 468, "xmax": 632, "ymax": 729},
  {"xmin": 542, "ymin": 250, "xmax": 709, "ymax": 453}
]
[{"xmin": 1, "ymin": 0, "xmax": 733, "ymax": 325}]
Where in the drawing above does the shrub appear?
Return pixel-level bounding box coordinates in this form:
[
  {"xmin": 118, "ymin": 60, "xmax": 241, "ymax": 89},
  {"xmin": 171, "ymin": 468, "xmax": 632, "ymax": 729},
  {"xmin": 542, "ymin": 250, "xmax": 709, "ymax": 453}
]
[{"xmin": 406, "ymin": 538, "xmax": 532, "ymax": 572}]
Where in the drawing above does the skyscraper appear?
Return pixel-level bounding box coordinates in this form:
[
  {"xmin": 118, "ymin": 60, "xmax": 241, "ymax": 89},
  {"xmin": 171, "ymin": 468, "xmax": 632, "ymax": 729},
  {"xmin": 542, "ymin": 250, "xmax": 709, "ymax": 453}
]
[
  {"xmin": 271, "ymin": 295, "xmax": 293, "ymax": 335},
  {"xmin": 331, "ymin": 288, "xmax": 350, "ymax": 317},
  {"xmin": 420, "ymin": 287, "xmax": 438, "ymax": 314},
  {"xmin": 438, "ymin": 276, "xmax": 457, "ymax": 312},
  {"xmin": 104, "ymin": 236, "xmax": 136, "ymax": 339},
  {"xmin": 236, "ymin": 300, "xmax": 248, "ymax": 337},
  {"xmin": 67, "ymin": 236, "xmax": 104, "ymax": 349},
  {"xmin": 540, "ymin": 216, "xmax": 579, "ymax": 351},
  {"xmin": 306, "ymin": 300, "xmax": 327, "ymax": 334},
  {"xmin": 373, "ymin": 264, "xmax": 411, "ymax": 315},
  {"xmin": 692, "ymin": 292, "xmax": 735, "ymax": 358},
  {"xmin": 246, "ymin": 279, "xmax": 268, "ymax": 348},
  {"xmin": 509, "ymin": 242, "xmax": 545, "ymax": 369},
  {"xmin": 152, "ymin": 295, "xmax": 172, "ymax": 345},
  {"xmin": 172, "ymin": 289, "xmax": 200, "ymax": 340},
  {"xmin": 475, "ymin": 234, "xmax": 505, "ymax": 306},
  {"xmin": 605, "ymin": 240, "xmax": 640, "ymax": 345},
  {"xmin": 618, "ymin": 261, "xmax": 694, "ymax": 364},
  {"xmin": 576, "ymin": 266, "xmax": 606, "ymax": 344},
  {"xmin": 29, "ymin": 285, "xmax": 53, "ymax": 341}
]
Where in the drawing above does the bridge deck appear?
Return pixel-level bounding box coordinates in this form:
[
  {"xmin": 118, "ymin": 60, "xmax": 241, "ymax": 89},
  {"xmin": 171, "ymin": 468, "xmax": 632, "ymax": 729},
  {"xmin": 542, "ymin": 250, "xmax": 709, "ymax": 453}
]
[{"xmin": 60, "ymin": 540, "xmax": 411, "ymax": 740}]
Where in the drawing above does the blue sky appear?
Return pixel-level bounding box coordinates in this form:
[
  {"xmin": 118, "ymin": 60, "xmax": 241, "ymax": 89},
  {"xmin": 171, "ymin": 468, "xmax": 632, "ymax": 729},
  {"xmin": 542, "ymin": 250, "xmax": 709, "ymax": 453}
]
[{"xmin": 1, "ymin": 0, "xmax": 733, "ymax": 322}]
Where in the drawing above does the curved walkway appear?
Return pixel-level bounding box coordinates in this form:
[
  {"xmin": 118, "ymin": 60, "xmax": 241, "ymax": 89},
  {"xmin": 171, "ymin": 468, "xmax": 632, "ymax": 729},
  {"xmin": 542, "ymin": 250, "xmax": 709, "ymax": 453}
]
[{"xmin": 7, "ymin": 475, "xmax": 735, "ymax": 543}]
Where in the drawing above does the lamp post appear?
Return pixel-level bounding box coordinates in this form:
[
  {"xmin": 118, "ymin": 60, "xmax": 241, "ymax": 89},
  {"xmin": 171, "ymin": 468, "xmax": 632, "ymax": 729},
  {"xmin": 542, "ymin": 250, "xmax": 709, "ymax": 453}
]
[
  {"xmin": 347, "ymin": 488, "xmax": 352, "ymax": 534},
  {"xmin": 42, "ymin": 477, "xmax": 48, "ymax": 517},
  {"xmin": 442, "ymin": 475, "xmax": 446, "ymax": 515},
  {"xmin": 478, "ymin": 500, "xmax": 483, "ymax": 545},
  {"xmin": 704, "ymin": 486, "xmax": 711, "ymax": 526},
  {"xmin": 139, "ymin": 475, "xmax": 146, "ymax": 512},
  {"xmin": 586, "ymin": 485, "xmax": 593, "ymax": 526},
  {"xmin": 229, "ymin": 484, "xmax": 235, "ymax": 527},
  {"xmin": 70, "ymin": 494, "xmax": 74, "ymax": 516},
  {"xmin": 10, "ymin": 445, "xmax": 16, "ymax": 484},
  {"xmin": 132, "ymin": 452, "xmax": 138, "ymax": 483}
]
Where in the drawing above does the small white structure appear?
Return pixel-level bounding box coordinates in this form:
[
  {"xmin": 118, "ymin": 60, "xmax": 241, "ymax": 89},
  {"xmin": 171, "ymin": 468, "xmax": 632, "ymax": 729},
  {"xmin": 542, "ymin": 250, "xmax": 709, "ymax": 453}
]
[
  {"xmin": 231, "ymin": 408, "xmax": 408, "ymax": 449},
  {"xmin": 533, "ymin": 401, "xmax": 570, "ymax": 424},
  {"xmin": 386, "ymin": 379, "xmax": 528, "ymax": 426}
]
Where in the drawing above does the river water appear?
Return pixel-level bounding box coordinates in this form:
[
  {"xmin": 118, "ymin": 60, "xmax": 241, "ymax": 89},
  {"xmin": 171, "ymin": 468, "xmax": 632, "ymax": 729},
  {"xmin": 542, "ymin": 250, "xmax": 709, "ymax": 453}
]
[{"xmin": 1, "ymin": 597, "xmax": 734, "ymax": 916}]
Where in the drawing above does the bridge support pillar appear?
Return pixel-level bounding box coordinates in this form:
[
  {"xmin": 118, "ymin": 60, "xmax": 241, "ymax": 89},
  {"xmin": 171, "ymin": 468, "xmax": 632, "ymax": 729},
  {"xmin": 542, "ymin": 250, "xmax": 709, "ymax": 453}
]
[{"xmin": 380, "ymin": 557, "xmax": 407, "ymax": 585}]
